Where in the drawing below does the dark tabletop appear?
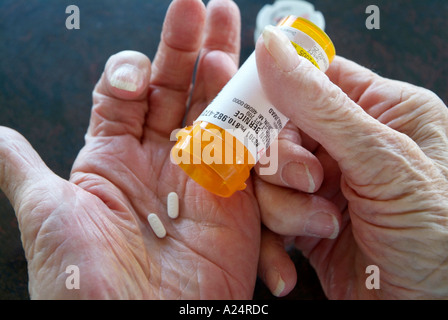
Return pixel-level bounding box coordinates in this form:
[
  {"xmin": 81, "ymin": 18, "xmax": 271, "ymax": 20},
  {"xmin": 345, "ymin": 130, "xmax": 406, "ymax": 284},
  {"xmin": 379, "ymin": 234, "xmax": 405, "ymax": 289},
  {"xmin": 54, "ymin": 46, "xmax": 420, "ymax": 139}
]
[{"xmin": 0, "ymin": 0, "xmax": 447, "ymax": 300}]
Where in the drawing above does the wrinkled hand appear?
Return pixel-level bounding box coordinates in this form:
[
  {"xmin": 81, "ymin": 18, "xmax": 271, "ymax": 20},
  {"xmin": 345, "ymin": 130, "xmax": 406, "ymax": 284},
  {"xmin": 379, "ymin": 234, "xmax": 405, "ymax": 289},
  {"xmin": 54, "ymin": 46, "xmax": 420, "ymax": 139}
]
[
  {"xmin": 0, "ymin": 0, "xmax": 260, "ymax": 299},
  {"xmin": 255, "ymin": 26, "xmax": 448, "ymax": 299}
]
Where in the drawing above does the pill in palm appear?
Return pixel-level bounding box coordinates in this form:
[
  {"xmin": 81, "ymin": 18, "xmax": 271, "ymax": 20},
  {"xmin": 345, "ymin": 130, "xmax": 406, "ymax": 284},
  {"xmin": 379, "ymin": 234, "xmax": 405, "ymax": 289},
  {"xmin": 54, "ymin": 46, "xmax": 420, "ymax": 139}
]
[
  {"xmin": 147, "ymin": 213, "xmax": 166, "ymax": 239},
  {"xmin": 167, "ymin": 192, "xmax": 179, "ymax": 219}
]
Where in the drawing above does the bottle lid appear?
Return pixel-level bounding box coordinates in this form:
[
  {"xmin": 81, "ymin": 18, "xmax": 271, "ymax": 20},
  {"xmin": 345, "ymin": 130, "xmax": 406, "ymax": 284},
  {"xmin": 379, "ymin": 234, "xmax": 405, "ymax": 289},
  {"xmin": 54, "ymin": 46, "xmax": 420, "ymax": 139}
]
[
  {"xmin": 171, "ymin": 122, "xmax": 252, "ymax": 198},
  {"xmin": 254, "ymin": 0, "xmax": 326, "ymax": 43},
  {"xmin": 279, "ymin": 16, "xmax": 335, "ymax": 70}
]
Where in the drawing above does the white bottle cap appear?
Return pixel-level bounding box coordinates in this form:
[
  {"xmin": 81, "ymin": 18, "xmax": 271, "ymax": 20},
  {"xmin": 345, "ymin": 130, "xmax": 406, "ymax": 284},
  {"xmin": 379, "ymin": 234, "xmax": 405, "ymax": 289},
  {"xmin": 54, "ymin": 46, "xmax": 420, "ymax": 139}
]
[{"xmin": 254, "ymin": 0, "xmax": 326, "ymax": 43}]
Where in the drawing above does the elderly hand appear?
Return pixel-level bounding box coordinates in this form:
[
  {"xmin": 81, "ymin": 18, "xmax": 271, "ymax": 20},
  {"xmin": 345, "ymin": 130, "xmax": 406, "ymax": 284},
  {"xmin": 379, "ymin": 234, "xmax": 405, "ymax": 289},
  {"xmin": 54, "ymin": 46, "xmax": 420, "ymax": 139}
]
[
  {"xmin": 0, "ymin": 0, "xmax": 260, "ymax": 299},
  {"xmin": 254, "ymin": 26, "xmax": 448, "ymax": 299}
]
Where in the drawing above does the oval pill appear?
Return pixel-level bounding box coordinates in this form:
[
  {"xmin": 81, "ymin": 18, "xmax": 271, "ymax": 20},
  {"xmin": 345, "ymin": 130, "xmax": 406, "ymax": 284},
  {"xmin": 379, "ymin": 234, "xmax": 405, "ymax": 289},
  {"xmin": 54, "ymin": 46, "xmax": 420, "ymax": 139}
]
[
  {"xmin": 147, "ymin": 213, "xmax": 166, "ymax": 239},
  {"xmin": 167, "ymin": 192, "xmax": 179, "ymax": 219}
]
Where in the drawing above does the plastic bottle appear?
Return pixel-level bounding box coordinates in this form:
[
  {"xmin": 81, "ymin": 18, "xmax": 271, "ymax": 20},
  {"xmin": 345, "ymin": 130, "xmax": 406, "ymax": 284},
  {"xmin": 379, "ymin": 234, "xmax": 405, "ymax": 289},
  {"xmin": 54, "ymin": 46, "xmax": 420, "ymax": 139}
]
[{"xmin": 171, "ymin": 16, "xmax": 335, "ymax": 197}]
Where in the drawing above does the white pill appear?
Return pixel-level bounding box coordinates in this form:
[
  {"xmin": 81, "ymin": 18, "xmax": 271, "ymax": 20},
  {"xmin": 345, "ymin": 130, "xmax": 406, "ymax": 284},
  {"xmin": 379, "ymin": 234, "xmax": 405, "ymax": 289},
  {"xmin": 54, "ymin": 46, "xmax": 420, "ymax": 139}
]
[
  {"xmin": 167, "ymin": 192, "xmax": 179, "ymax": 219},
  {"xmin": 147, "ymin": 213, "xmax": 166, "ymax": 239}
]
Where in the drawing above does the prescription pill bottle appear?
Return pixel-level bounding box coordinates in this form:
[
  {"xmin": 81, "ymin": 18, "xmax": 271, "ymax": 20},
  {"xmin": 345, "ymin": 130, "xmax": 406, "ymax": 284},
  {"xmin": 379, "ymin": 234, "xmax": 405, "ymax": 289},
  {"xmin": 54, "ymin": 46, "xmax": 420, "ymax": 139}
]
[{"xmin": 171, "ymin": 16, "xmax": 335, "ymax": 197}]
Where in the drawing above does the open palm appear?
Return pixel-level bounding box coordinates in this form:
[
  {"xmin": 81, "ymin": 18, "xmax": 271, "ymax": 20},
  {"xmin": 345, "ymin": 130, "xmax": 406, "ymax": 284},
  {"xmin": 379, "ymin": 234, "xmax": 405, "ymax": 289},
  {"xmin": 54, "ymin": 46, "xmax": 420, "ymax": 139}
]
[{"xmin": 0, "ymin": 0, "xmax": 260, "ymax": 299}]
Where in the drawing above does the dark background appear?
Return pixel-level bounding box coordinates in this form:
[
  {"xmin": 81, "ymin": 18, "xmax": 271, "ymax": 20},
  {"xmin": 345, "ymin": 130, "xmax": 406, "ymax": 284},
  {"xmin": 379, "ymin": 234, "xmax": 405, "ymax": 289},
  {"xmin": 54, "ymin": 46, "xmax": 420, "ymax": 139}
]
[{"xmin": 0, "ymin": 0, "xmax": 447, "ymax": 300}]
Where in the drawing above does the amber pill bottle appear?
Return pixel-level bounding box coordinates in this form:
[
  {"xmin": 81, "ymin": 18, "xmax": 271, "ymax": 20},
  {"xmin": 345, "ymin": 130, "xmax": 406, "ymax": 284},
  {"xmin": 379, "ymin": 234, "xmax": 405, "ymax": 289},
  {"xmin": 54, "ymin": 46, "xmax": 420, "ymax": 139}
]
[{"xmin": 171, "ymin": 16, "xmax": 335, "ymax": 197}]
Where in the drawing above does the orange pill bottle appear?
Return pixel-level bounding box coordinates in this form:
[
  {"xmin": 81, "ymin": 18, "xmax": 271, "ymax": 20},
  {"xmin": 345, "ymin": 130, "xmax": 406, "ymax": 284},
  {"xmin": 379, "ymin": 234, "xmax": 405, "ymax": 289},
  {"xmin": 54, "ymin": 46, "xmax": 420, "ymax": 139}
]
[{"xmin": 171, "ymin": 16, "xmax": 335, "ymax": 197}]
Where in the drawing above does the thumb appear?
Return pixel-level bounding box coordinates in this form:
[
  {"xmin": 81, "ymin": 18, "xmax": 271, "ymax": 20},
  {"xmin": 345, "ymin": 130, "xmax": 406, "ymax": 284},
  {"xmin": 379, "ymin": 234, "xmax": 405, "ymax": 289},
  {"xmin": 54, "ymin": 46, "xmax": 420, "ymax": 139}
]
[
  {"xmin": 255, "ymin": 26, "xmax": 415, "ymax": 184},
  {"xmin": 0, "ymin": 126, "xmax": 58, "ymax": 225}
]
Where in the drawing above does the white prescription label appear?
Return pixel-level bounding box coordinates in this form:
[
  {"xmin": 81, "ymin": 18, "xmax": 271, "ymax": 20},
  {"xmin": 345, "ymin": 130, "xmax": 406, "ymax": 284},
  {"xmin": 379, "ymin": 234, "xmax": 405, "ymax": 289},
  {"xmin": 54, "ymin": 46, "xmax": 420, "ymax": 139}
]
[{"xmin": 195, "ymin": 53, "xmax": 289, "ymax": 163}]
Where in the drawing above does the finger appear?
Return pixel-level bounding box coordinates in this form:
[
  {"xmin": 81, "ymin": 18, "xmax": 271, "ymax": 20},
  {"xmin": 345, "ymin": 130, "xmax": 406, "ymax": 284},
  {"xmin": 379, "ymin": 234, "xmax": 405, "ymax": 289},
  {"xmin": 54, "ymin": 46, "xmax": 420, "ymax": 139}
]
[
  {"xmin": 258, "ymin": 227, "xmax": 297, "ymax": 297},
  {"xmin": 186, "ymin": 0, "xmax": 241, "ymax": 123},
  {"xmin": 88, "ymin": 50, "xmax": 151, "ymax": 138},
  {"xmin": 202, "ymin": 0, "xmax": 240, "ymax": 66},
  {"xmin": 255, "ymin": 26, "xmax": 430, "ymax": 186},
  {"xmin": 325, "ymin": 56, "xmax": 379, "ymax": 104},
  {"xmin": 147, "ymin": 0, "xmax": 207, "ymax": 134},
  {"xmin": 254, "ymin": 176, "xmax": 340, "ymax": 239},
  {"xmin": 254, "ymin": 122, "xmax": 323, "ymax": 193},
  {"xmin": 314, "ymin": 146, "xmax": 347, "ymax": 211}
]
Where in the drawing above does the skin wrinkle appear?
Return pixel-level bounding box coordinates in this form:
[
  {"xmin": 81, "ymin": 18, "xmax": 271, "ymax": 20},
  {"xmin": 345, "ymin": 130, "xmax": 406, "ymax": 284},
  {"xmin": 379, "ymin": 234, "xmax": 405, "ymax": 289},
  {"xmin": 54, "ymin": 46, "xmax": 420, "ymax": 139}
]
[
  {"xmin": 379, "ymin": 102, "xmax": 431, "ymax": 136},
  {"xmin": 72, "ymin": 200, "xmax": 150, "ymax": 298},
  {"xmin": 91, "ymin": 100, "xmax": 144, "ymax": 128},
  {"xmin": 377, "ymin": 246, "xmax": 446, "ymax": 299},
  {"xmin": 353, "ymin": 225, "xmax": 405, "ymax": 300},
  {"xmin": 221, "ymin": 269, "xmax": 236, "ymax": 299},
  {"xmin": 69, "ymin": 173, "xmax": 154, "ymax": 281},
  {"xmin": 355, "ymin": 128, "xmax": 431, "ymax": 189},
  {"xmin": 82, "ymin": 157, "xmax": 135, "ymax": 196},
  {"xmin": 156, "ymin": 178, "xmax": 256, "ymax": 298},
  {"xmin": 151, "ymin": 55, "xmax": 199, "ymax": 92},
  {"xmin": 150, "ymin": 69, "xmax": 194, "ymax": 95},
  {"xmin": 91, "ymin": 92, "xmax": 147, "ymax": 137},
  {"xmin": 145, "ymin": 85, "xmax": 191, "ymax": 136},
  {"xmin": 9, "ymin": 155, "xmax": 48, "ymax": 211},
  {"xmin": 416, "ymin": 256, "xmax": 448, "ymax": 297},
  {"xmin": 160, "ymin": 229, "xmax": 246, "ymax": 299},
  {"xmin": 344, "ymin": 177, "xmax": 418, "ymax": 217},
  {"xmin": 25, "ymin": 209, "xmax": 62, "ymax": 270},
  {"xmin": 355, "ymin": 79, "xmax": 392, "ymax": 113},
  {"xmin": 351, "ymin": 73, "xmax": 378, "ymax": 105},
  {"xmin": 162, "ymin": 11, "xmax": 205, "ymax": 53},
  {"xmin": 18, "ymin": 181, "xmax": 68, "ymax": 260},
  {"xmin": 70, "ymin": 172, "xmax": 131, "ymax": 214},
  {"xmin": 31, "ymin": 205, "xmax": 83, "ymax": 267},
  {"xmin": 175, "ymin": 259, "xmax": 198, "ymax": 299},
  {"xmin": 94, "ymin": 82, "xmax": 148, "ymax": 104},
  {"xmin": 349, "ymin": 205, "xmax": 448, "ymax": 295},
  {"xmin": 159, "ymin": 155, "xmax": 188, "ymax": 198},
  {"xmin": 416, "ymin": 126, "xmax": 448, "ymax": 157},
  {"xmin": 74, "ymin": 145, "xmax": 155, "ymax": 219},
  {"xmin": 327, "ymin": 57, "xmax": 378, "ymax": 105},
  {"xmin": 30, "ymin": 252, "xmax": 63, "ymax": 299},
  {"xmin": 324, "ymin": 184, "xmax": 442, "ymax": 298}
]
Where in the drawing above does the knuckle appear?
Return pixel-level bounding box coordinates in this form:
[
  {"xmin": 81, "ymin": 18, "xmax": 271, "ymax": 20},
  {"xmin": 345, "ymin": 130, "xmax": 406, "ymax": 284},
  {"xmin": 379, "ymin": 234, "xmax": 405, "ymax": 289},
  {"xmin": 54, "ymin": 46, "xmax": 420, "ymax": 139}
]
[{"xmin": 295, "ymin": 60, "xmax": 350, "ymax": 116}]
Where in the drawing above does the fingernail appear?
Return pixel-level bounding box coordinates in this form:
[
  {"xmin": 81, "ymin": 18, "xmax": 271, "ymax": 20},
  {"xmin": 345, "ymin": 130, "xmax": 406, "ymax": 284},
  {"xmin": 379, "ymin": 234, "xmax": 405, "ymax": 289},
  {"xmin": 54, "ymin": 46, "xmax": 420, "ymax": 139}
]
[
  {"xmin": 262, "ymin": 25, "xmax": 299, "ymax": 72},
  {"xmin": 109, "ymin": 64, "xmax": 142, "ymax": 92},
  {"xmin": 266, "ymin": 269, "xmax": 285, "ymax": 297},
  {"xmin": 305, "ymin": 212, "xmax": 339, "ymax": 239},
  {"xmin": 281, "ymin": 162, "xmax": 316, "ymax": 193}
]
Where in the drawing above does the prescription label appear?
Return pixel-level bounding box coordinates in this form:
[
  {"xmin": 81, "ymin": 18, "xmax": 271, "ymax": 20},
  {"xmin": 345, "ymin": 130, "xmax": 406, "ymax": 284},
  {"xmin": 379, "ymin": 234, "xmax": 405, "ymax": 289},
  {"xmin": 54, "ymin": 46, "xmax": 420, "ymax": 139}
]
[{"xmin": 195, "ymin": 53, "xmax": 288, "ymax": 163}]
